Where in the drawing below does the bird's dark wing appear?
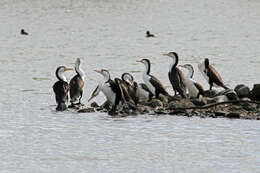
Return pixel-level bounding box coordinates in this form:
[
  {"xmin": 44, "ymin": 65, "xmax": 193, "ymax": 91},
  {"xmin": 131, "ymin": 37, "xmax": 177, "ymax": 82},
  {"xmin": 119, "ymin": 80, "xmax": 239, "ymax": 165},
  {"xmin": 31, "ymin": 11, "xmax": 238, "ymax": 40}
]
[{"xmin": 149, "ymin": 75, "xmax": 169, "ymax": 95}]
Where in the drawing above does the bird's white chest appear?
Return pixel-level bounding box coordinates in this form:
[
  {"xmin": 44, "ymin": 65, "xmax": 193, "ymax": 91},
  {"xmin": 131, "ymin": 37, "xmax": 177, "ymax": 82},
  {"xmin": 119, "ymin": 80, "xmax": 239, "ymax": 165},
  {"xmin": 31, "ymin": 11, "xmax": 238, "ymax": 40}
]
[
  {"xmin": 100, "ymin": 82, "xmax": 116, "ymax": 104},
  {"xmin": 143, "ymin": 73, "xmax": 155, "ymax": 95},
  {"xmin": 185, "ymin": 78, "xmax": 199, "ymax": 98}
]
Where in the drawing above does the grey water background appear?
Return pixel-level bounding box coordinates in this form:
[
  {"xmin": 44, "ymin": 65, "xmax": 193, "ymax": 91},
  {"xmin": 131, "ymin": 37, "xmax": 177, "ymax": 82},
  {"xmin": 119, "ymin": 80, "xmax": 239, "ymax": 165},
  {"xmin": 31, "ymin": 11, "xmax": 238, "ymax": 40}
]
[{"xmin": 0, "ymin": 0, "xmax": 260, "ymax": 172}]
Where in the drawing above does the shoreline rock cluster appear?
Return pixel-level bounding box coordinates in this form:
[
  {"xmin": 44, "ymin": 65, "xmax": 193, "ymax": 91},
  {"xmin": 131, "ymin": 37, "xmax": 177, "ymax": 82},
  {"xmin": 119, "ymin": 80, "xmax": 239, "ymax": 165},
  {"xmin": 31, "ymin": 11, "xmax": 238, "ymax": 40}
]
[{"xmin": 75, "ymin": 84, "xmax": 260, "ymax": 120}]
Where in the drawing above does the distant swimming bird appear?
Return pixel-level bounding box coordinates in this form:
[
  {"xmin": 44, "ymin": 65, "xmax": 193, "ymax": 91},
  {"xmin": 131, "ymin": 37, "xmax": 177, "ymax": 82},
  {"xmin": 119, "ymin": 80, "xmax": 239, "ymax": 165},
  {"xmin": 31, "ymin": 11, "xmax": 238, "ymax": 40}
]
[
  {"xmin": 179, "ymin": 64, "xmax": 204, "ymax": 98},
  {"xmin": 137, "ymin": 58, "xmax": 169, "ymax": 99},
  {"xmin": 198, "ymin": 58, "xmax": 229, "ymax": 90},
  {"xmin": 53, "ymin": 66, "xmax": 73, "ymax": 111},
  {"xmin": 146, "ymin": 31, "xmax": 155, "ymax": 38},
  {"xmin": 121, "ymin": 72, "xmax": 139, "ymax": 105},
  {"xmin": 69, "ymin": 58, "xmax": 85, "ymax": 106},
  {"xmin": 88, "ymin": 69, "xmax": 122, "ymax": 113},
  {"xmin": 163, "ymin": 52, "xmax": 187, "ymax": 98},
  {"xmin": 20, "ymin": 29, "xmax": 28, "ymax": 35}
]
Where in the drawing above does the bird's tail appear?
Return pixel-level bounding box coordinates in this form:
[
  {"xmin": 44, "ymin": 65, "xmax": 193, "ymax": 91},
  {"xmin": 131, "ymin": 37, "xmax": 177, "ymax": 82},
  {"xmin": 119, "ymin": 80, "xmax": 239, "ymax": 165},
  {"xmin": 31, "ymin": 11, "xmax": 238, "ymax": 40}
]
[
  {"xmin": 222, "ymin": 84, "xmax": 229, "ymax": 90},
  {"xmin": 56, "ymin": 103, "xmax": 67, "ymax": 111}
]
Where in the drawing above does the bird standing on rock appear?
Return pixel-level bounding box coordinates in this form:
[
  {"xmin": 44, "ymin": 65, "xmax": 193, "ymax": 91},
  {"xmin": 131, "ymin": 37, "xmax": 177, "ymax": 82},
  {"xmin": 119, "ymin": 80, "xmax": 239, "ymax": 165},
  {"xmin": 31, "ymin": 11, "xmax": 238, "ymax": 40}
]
[
  {"xmin": 137, "ymin": 58, "xmax": 169, "ymax": 100},
  {"xmin": 163, "ymin": 52, "xmax": 187, "ymax": 98},
  {"xmin": 53, "ymin": 66, "xmax": 73, "ymax": 111},
  {"xmin": 69, "ymin": 58, "xmax": 85, "ymax": 106},
  {"xmin": 198, "ymin": 58, "xmax": 229, "ymax": 90}
]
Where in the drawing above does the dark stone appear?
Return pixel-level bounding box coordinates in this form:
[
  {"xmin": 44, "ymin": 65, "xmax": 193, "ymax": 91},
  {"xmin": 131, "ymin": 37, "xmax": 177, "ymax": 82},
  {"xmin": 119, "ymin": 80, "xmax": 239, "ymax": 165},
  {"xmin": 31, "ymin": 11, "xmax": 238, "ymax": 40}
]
[
  {"xmin": 234, "ymin": 84, "xmax": 250, "ymax": 98},
  {"xmin": 204, "ymin": 90, "xmax": 218, "ymax": 98},
  {"xmin": 225, "ymin": 90, "xmax": 239, "ymax": 100},
  {"xmin": 147, "ymin": 99, "xmax": 163, "ymax": 108},
  {"xmin": 169, "ymin": 109, "xmax": 187, "ymax": 115},
  {"xmin": 90, "ymin": 102, "xmax": 99, "ymax": 108},
  {"xmin": 191, "ymin": 98, "xmax": 207, "ymax": 106},
  {"xmin": 101, "ymin": 101, "xmax": 111, "ymax": 110},
  {"xmin": 249, "ymin": 84, "xmax": 260, "ymax": 101},
  {"xmin": 226, "ymin": 113, "xmax": 240, "ymax": 119},
  {"xmin": 78, "ymin": 107, "xmax": 95, "ymax": 113},
  {"xmin": 214, "ymin": 111, "xmax": 227, "ymax": 117},
  {"xmin": 154, "ymin": 108, "xmax": 167, "ymax": 115},
  {"xmin": 241, "ymin": 102, "xmax": 256, "ymax": 111}
]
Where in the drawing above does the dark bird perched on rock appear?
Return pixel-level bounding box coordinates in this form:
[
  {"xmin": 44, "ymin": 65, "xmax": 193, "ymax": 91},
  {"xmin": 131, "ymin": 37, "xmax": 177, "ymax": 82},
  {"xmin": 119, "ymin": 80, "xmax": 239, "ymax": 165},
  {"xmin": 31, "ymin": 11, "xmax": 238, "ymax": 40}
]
[
  {"xmin": 198, "ymin": 58, "xmax": 229, "ymax": 90},
  {"xmin": 69, "ymin": 58, "xmax": 85, "ymax": 106},
  {"xmin": 137, "ymin": 58, "xmax": 170, "ymax": 100},
  {"xmin": 163, "ymin": 52, "xmax": 187, "ymax": 98},
  {"xmin": 53, "ymin": 66, "xmax": 73, "ymax": 111}
]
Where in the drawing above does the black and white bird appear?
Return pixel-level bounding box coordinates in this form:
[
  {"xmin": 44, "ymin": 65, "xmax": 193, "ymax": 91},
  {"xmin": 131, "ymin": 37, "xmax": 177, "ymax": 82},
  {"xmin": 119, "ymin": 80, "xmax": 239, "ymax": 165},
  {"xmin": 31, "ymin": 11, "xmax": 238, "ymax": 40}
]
[
  {"xmin": 69, "ymin": 58, "xmax": 85, "ymax": 106},
  {"xmin": 53, "ymin": 66, "xmax": 73, "ymax": 111},
  {"xmin": 121, "ymin": 72, "xmax": 139, "ymax": 105},
  {"xmin": 198, "ymin": 58, "xmax": 229, "ymax": 90},
  {"xmin": 179, "ymin": 64, "xmax": 204, "ymax": 98},
  {"xmin": 163, "ymin": 52, "xmax": 187, "ymax": 98},
  {"xmin": 137, "ymin": 83, "xmax": 154, "ymax": 101},
  {"xmin": 146, "ymin": 31, "xmax": 155, "ymax": 38},
  {"xmin": 88, "ymin": 69, "xmax": 122, "ymax": 113},
  {"xmin": 136, "ymin": 58, "xmax": 169, "ymax": 99}
]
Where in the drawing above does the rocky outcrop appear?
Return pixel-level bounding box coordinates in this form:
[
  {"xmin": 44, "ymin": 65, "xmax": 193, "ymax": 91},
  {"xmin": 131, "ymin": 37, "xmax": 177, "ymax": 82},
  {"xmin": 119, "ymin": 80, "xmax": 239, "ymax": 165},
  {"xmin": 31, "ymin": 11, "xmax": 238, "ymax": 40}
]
[{"xmin": 235, "ymin": 84, "xmax": 250, "ymax": 98}]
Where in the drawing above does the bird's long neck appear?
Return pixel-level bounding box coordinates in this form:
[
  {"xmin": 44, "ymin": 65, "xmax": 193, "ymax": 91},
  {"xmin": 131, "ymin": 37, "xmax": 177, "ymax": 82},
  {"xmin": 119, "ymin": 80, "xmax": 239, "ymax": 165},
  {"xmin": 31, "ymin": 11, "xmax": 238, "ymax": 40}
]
[
  {"xmin": 75, "ymin": 63, "xmax": 85, "ymax": 80},
  {"xmin": 56, "ymin": 71, "xmax": 67, "ymax": 82},
  {"xmin": 187, "ymin": 66, "xmax": 194, "ymax": 78},
  {"xmin": 169, "ymin": 57, "xmax": 178, "ymax": 72},
  {"xmin": 103, "ymin": 73, "xmax": 111, "ymax": 83},
  {"xmin": 144, "ymin": 62, "xmax": 150, "ymax": 75}
]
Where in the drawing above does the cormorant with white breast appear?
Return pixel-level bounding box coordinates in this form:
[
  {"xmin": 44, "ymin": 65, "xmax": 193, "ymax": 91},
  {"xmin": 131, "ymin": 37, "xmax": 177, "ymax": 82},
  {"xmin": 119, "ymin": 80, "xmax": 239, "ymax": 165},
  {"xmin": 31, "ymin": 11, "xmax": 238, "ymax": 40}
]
[
  {"xmin": 88, "ymin": 69, "xmax": 122, "ymax": 114},
  {"xmin": 136, "ymin": 58, "xmax": 169, "ymax": 99},
  {"xmin": 198, "ymin": 58, "xmax": 229, "ymax": 90},
  {"xmin": 69, "ymin": 58, "xmax": 85, "ymax": 106},
  {"xmin": 53, "ymin": 66, "xmax": 73, "ymax": 111},
  {"xmin": 163, "ymin": 52, "xmax": 187, "ymax": 98},
  {"xmin": 179, "ymin": 64, "xmax": 204, "ymax": 98}
]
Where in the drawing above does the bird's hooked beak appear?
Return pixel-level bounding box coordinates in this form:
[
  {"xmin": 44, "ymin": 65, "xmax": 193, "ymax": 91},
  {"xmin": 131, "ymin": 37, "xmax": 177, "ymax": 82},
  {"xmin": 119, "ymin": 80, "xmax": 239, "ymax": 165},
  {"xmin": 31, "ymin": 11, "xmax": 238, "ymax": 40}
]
[
  {"xmin": 64, "ymin": 67, "xmax": 73, "ymax": 71},
  {"xmin": 162, "ymin": 52, "xmax": 171, "ymax": 57},
  {"xmin": 136, "ymin": 60, "xmax": 143, "ymax": 63},
  {"xmin": 94, "ymin": 70, "xmax": 102, "ymax": 74},
  {"xmin": 88, "ymin": 94, "xmax": 96, "ymax": 102}
]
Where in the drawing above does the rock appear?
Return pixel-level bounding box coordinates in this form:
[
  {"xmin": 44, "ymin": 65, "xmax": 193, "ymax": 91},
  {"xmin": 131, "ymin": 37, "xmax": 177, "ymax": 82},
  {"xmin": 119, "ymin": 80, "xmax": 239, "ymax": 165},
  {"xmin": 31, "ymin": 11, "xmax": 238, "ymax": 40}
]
[
  {"xmin": 226, "ymin": 112, "xmax": 240, "ymax": 119},
  {"xmin": 225, "ymin": 91, "xmax": 238, "ymax": 100},
  {"xmin": 241, "ymin": 102, "xmax": 256, "ymax": 111},
  {"xmin": 169, "ymin": 109, "xmax": 187, "ymax": 115},
  {"xmin": 158, "ymin": 95, "xmax": 169, "ymax": 105},
  {"xmin": 214, "ymin": 111, "xmax": 227, "ymax": 117},
  {"xmin": 191, "ymin": 98, "xmax": 207, "ymax": 106},
  {"xmin": 101, "ymin": 101, "xmax": 111, "ymax": 110},
  {"xmin": 147, "ymin": 99, "xmax": 163, "ymax": 108},
  {"xmin": 78, "ymin": 107, "xmax": 95, "ymax": 113},
  {"xmin": 204, "ymin": 90, "xmax": 218, "ymax": 98},
  {"xmin": 90, "ymin": 102, "xmax": 99, "ymax": 108},
  {"xmin": 234, "ymin": 84, "xmax": 250, "ymax": 98},
  {"xmin": 154, "ymin": 108, "xmax": 167, "ymax": 115},
  {"xmin": 207, "ymin": 95, "xmax": 229, "ymax": 104},
  {"xmin": 249, "ymin": 84, "xmax": 260, "ymax": 101}
]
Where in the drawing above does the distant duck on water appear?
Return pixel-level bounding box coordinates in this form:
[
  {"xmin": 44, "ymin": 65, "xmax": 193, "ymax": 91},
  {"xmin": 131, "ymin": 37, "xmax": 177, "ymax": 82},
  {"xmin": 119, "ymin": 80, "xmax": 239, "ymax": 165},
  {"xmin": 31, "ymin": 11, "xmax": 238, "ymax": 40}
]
[
  {"xmin": 20, "ymin": 29, "xmax": 29, "ymax": 35},
  {"xmin": 198, "ymin": 58, "xmax": 229, "ymax": 90},
  {"xmin": 69, "ymin": 58, "xmax": 85, "ymax": 106},
  {"xmin": 53, "ymin": 66, "xmax": 73, "ymax": 111},
  {"xmin": 136, "ymin": 58, "xmax": 169, "ymax": 99},
  {"xmin": 146, "ymin": 30, "xmax": 155, "ymax": 38}
]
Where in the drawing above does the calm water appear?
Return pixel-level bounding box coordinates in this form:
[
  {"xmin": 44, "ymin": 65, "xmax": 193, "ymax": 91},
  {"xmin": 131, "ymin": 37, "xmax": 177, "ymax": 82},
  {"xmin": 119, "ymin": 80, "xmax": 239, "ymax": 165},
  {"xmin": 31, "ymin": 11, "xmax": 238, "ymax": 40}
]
[{"xmin": 1, "ymin": 0, "xmax": 260, "ymax": 172}]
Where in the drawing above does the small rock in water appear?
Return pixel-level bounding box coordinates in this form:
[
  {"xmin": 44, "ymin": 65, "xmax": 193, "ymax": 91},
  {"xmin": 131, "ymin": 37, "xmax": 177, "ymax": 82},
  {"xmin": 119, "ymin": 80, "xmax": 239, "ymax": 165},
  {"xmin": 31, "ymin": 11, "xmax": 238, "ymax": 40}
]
[
  {"xmin": 204, "ymin": 90, "xmax": 218, "ymax": 98},
  {"xmin": 249, "ymin": 84, "xmax": 260, "ymax": 101},
  {"xmin": 234, "ymin": 84, "xmax": 250, "ymax": 98},
  {"xmin": 214, "ymin": 111, "xmax": 227, "ymax": 117},
  {"xmin": 226, "ymin": 112, "xmax": 240, "ymax": 119},
  {"xmin": 78, "ymin": 107, "xmax": 95, "ymax": 113}
]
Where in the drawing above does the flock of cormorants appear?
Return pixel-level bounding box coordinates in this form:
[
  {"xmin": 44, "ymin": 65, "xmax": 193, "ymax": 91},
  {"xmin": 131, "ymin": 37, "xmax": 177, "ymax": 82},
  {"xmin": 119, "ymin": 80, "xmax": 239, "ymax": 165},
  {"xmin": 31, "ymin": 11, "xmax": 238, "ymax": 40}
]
[{"xmin": 53, "ymin": 51, "xmax": 229, "ymax": 114}]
